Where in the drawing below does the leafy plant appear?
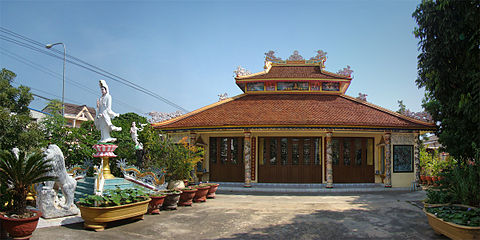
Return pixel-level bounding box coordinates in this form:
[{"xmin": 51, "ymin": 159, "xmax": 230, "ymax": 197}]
[
  {"xmin": 426, "ymin": 206, "xmax": 480, "ymax": 227},
  {"xmin": 425, "ymin": 189, "xmax": 452, "ymax": 204},
  {"xmin": 77, "ymin": 188, "xmax": 148, "ymax": 207},
  {"xmin": 0, "ymin": 150, "xmax": 55, "ymax": 215},
  {"xmin": 438, "ymin": 162, "xmax": 480, "ymax": 207}
]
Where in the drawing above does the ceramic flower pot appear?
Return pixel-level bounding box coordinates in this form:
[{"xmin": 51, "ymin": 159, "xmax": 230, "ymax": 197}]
[
  {"xmin": 420, "ymin": 175, "xmax": 426, "ymax": 185},
  {"xmin": 148, "ymin": 195, "xmax": 166, "ymax": 214},
  {"xmin": 426, "ymin": 176, "xmax": 433, "ymax": 185},
  {"xmin": 0, "ymin": 210, "xmax": 41, "ymax": 240},
  {"xmin": 167, "ymin": 180, "xmax": 185, "ymax": 190},
  {"xmin": 193, "ymin": 186, "xmax": 210, "ymax": 203},
  {"xmin": 424, "ymin": 206, "xmax": 480, "ymax": 240},
  {"xmin": 78, "ymin": 198, "xmax": 150, "ymax": 231},
  {"xmin": 162, "ymin": 192, "xmax": 181, "ymax": 210},
  {"xmin": 206, "ymin": 183, "xmax": 220, "ymax": 199},
  {"xmin": 178, "ymin": 188, "xmax": 197, "ymax": 206}
]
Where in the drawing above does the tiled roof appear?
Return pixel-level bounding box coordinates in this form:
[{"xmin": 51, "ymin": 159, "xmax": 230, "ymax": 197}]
[
  {"xmin": 236, "ymin": 65, "xmax": 351, "ymax": 80},
  {"xmin": 64, "ymin": 103, "xmax": 96, "ymax": 116},
  {"xmin": 153, "ymin": 94, "xmax": 435, "ymax": 130}
]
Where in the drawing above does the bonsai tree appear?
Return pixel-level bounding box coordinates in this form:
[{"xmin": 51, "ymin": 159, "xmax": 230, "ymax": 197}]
[{"xmin": 0, "ymin": 150, "xmax": 55, "ymax": 216}]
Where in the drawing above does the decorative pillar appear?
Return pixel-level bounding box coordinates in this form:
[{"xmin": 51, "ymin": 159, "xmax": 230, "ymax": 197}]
[
  {"xmin": 243, "ymin": 131, "xmax": 252, "ymax": 187},
  {"xmin": 326, "ymin": 132, "xmax": 333, "ymax": 188},
  {"xmin": 189, "ymin": 132, "xmax": 197, "ymax": 145},
  {"xmin": 414, "ymin": 132, "xmax": 420, "ymax": 187},
  {"xmin": 384, "ymin": 133, "xmax": 392, "ymax": 188},
  {"xmin": 93, "ymin": 144, "xmax": 118, "ymax": 179}
]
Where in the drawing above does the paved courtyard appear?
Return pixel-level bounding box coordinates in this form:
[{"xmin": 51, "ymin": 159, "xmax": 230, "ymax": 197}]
[{"xmin": 32, "ymin": 191, "xmax": 446, "ymax": 240}]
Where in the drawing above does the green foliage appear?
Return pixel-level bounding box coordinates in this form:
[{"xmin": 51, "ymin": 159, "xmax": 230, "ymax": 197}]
[
  {"xmin": 0, "ymin": 68, "xmax": 44, "ymax": 151},
  {"xmin": 41, "ymin": 109, "xmax": 99, "ymax": 168},
  {"xmin": 413, "ymin": 0, "xmax": 480, "ymax": 162},
  {"xmin": 147, "ymin": 135, "xmax": 204, "ymax": 182},
  {"xmin": 77, "ymin": 188, "xmax": 148, "ymax": 207},
  {"xmin": 438, "ymin": 162, "xmax": 480, "ymax": 207},
  {"xmin": 426, "ymin": 206, "xmax": 480, "ymax": 227},
  {"xmin": 425, "ymin": 189, "xmax": 452, "ymax": 204},
  {"xmin": 0, "ymin": 150, "xmax": 56, "ymax": 214}
]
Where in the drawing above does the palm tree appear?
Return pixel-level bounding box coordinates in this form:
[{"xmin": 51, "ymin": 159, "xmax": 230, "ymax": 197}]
[{"xmin": 0, "ymin": 150, "xmax": 56, "ymax": 215}]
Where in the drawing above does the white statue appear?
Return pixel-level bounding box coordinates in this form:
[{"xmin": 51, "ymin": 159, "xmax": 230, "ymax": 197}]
[
  {"xmin": 130, "ymin": 122, "xmax": 146, "ymax": 150},
  {"xmin": 95, "ymin": 80, "xmax": 122, "ymax": 143},
  {"xmin": 35, "ymin": 144, "xmax": 79, "ymax": 219}
]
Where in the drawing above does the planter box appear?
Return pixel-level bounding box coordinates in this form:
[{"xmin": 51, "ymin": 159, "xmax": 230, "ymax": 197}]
[
  {"xmin": 78, "ymin": 198, "xmax": 150, "ymax": 231},
  {"xmin": 424, "ymin": 207, "xmax": 480, "ymax": 240}
]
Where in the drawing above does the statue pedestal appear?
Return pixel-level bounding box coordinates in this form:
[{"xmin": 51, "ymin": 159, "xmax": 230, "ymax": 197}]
[{"xmin": 93, "ymin": 144, "xmax": 118, "ymax": 179}]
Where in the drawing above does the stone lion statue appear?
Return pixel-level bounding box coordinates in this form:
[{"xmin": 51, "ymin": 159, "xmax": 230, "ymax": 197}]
[{"xmin": 35, "ymin": 144, "xmax": 79, "ymax": 218}]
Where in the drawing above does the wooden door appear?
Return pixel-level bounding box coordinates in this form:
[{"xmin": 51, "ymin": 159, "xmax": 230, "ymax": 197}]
[
  {"xmin": 209, "ymin": 137, "xmax": 244, "ymax": 182},
  {"xmin": 330, "ymin": 137, "xmax": 374, "ymax": 183}
]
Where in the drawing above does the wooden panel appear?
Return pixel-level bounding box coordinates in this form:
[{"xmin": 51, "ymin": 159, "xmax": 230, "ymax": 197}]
[
  {"xmin": 258, "ymin": 137, "xmax": 322, "ymax": 183},
  {"xmin": 331, "ymin": 137, "xmax": 375, "ymax": 183},
  {"xmin": 209, "ymin": 137, "xmax": 244, "ymax": 182}
]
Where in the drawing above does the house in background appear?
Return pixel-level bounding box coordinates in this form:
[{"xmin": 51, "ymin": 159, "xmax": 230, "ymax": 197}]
[
  {"xmin": 153, "ymin": 51, "xmax": 436, "ymax": 188},
  {"xmin": 43, "ymin": 103, "xmax": 96, "ymax": 128},
  {"xmin": 29, "ymin": 107, "xmax": 52, "ymax": 123}
]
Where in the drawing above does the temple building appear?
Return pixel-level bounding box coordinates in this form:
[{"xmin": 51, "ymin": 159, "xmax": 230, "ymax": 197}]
[{"xmin": 153, "ymin": 51, "xmax": 435, "ymax": 188}]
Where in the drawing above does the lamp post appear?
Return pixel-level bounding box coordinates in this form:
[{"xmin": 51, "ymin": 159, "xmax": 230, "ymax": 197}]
[{"xmin": 45, "ymin": 42, "xmax": 66, "ymax": 116}]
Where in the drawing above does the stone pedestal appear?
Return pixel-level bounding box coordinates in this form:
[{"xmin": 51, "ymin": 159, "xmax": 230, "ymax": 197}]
[{"xmin": 93, "ymin": 144, "xmax": 118, "ymax": 179}]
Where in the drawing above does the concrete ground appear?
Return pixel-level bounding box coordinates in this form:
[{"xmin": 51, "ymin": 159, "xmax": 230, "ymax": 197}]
[{"xmin": 31, "ymin": 191, "xmax": 446, "ymax": 240}]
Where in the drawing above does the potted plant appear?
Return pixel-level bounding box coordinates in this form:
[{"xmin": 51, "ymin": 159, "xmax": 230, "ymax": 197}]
[
  {"xmin": 423, "ymin": 161, "xmax": 480, "ymax": 239},
  {"xmin": 147, "ymin": 192, "xmax": 166, "ymax": 214},
  {"xmin": 0, "ymin": 150, "xmax": 56, "ymax": 239},
  {"xmin": 204, "ymin": 183, "xmax": 220, "ymax": 199},
  {"xmin": 160, "ymin": 189, "xmax": 181, "ymax": 210},
  {"xmin": 77, "ymin": 188, "xmax": 150, "ymax": 231},
  {"xmin": 178, "ymin": 186, "xmax": 197, "ymax": 206},
  {"xmin": 192, "ymin": 184, "xmax": 210, "ymax": 203},
  {"xmin": 151, "ymin": 136, "xmax": 204, "ymax": 190},
  {"xmin": 424, "ymin": 205, "xmax": 480, "ymax": 239}
]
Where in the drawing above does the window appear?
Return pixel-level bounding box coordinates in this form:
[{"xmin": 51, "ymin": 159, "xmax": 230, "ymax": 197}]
[
  {"xmin": 211, "ymin": 137, "xmax": 243, "ymax": 165},
  {"xmin": 281, "ymin": 138, "xmax": 288, "ymax": 165},
  {"xmin": 247, "ymin": 82, "xmax": 264, "ymax": 91},
  {"xmin": 292, "ymin": 138, "xmax": 299, "ymax": 165},
  {"xmin": 343, "ymin": 140, "xmax": 351, "ymax": 166},
  {"xmin": 209, "ymin": 138, "xmax": 217, "ymax": 163},
  {"xmin": 355, "ymin": 139, "xmax": 362, "ymax": 165},
  {"xmin": 393, "ymin": 145, "xmax": 413, "ymax": 172},
  {"xmin": 332, "ymin": 139, "xmax": 340, "ymax": 165}
]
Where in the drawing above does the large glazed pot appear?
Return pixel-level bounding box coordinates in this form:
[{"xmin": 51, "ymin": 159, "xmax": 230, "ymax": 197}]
[
  {"xmin": 193, "ymin": 186, "xmax": 210, "ymax": 203},
  {"xmin": 424, "ymin": 206, "xmax": 480, "ymax": 240},
  {"xmin": 78, "ymin": 198, "xmax": 150, "ymax": 231},
  {"xmin": 162, "ymin": 192, "xmax": 181, "ymax": 210},
  {"xmin": 0, "ymin": 210, "xmax": 41, "ymax": 240},
  {"xmin": 148, "ymin": 195, "xmax": 166, "ymax": 214},
  {"xmin": 206, "ymin": 183, "xmax": 220, "ymax": 199},
  {"xmin": 178, "ymin": 188, "xmax": 197, "ymax": 206},
  {"xmin": 167, "ymin": 180, "xmax": 185, "ymax": 190}
]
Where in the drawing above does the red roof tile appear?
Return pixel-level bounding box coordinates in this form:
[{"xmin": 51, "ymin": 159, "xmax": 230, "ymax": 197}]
[
  {"xmin": 154, "ymin": 94, "xmax": 435, "ymax": 130},
  {"xmin": 236, "ymin": 65, "xmax": 351, "ymax": 80}
]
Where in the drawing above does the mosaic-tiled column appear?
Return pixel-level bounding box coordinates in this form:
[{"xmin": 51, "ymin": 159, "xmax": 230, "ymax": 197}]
[
  {"xmin": 384, "ymin": 133, "xmax": 392, "ymax": 188},
  {"xmin": 326, "ymin": 132, "xmax": 333, "ymax": 188},
  {"xmin": 244, "ymin": 131, "xmax": 252, "ymax": 187},
  {"xmin": 189, "ymin": 132, "xmax": 197, "ymax": 145},
  {"xmin": 414, "ymin": 133, "xmax": 420, "ymax": 187}
]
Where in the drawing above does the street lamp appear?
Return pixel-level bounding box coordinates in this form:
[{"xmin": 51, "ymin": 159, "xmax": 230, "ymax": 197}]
[{"xmin": 45, "ymin": 42, "xmax": 66, "ymax": 116}]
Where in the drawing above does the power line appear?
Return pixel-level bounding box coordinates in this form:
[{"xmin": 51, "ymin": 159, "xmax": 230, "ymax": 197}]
[
  {"xmin": 0, "ymin": 47, "xmax": 147, "ymax": 115},
  {"xmin": 0, "ymin": 27, "xmax": 189, "ymax": 113}
]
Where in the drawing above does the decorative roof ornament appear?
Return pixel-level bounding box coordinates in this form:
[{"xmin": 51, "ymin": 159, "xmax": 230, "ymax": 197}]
[
  {"xmin": 218, "ymin": 93, "xmax": 228, "ymax": 101},
  {"xmin": 356, "ymin": 93, "xmax": 368, "ymax": 102},
  {"xmin": 337, "ymin": 65, "xmax": 353, "ymax": 77},
  {"xmin": 264, "ymin": 50, "xmax": 283, "ymax": 62},
  {"xmin": 288, "ymin": 50, "xmax": 304, "ymax": 61},
  {"xmin": 310, "ymin": 50, "xmax": 327, "ymax": 61},
  {"xmin": 234, "ymin": 66, "xmax": 252, "ymax": 77}
]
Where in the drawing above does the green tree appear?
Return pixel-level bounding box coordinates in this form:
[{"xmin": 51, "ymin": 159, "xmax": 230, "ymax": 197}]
[
  {"xmin": 413, "ymin": 0, "xmax": 480, "ymax": 162},
  {"xmin": 0, "ymin": 68, "xmax": 44, "ymax": 151}
]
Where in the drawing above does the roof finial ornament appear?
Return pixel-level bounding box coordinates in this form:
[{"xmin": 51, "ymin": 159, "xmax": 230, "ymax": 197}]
[
  {"xmin": 233, "ymin": 66, "xmax": 251, "ymax": 77},
  {"xmin": 218, "ymin": 93, "xmax": 228, "ymax": 101},
  {"xmin": 310, "ymin": 50, "xmax": 328, "ymax": 62},
  {"xmin": 265, "ymin": 50, "xmax": 282, "ymax": 62},
  {"xmin": 288, "ymin": 50, "xmax": 304, "ymax": 61},
  {"xmin": 337, "ymin": 65, "xmax": 353, "ymax": 77}
]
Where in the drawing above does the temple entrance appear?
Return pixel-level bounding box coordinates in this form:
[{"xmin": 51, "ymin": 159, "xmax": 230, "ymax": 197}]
[
  {"xmin": 258, "ymin": 137, "xmax": 323, "ymax": 183},
  {"xmin": 330, "ymin": 137, "xmax": 375, "ymax": 183},
  {"xmin": 209, "ymin": 137, "xmax": 244, "ymax": 182}
]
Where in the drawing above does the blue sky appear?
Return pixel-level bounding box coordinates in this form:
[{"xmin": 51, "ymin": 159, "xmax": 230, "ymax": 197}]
[{"xmin": 1, "ymin": 0, "xmax": 425, "ymax": 118}]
